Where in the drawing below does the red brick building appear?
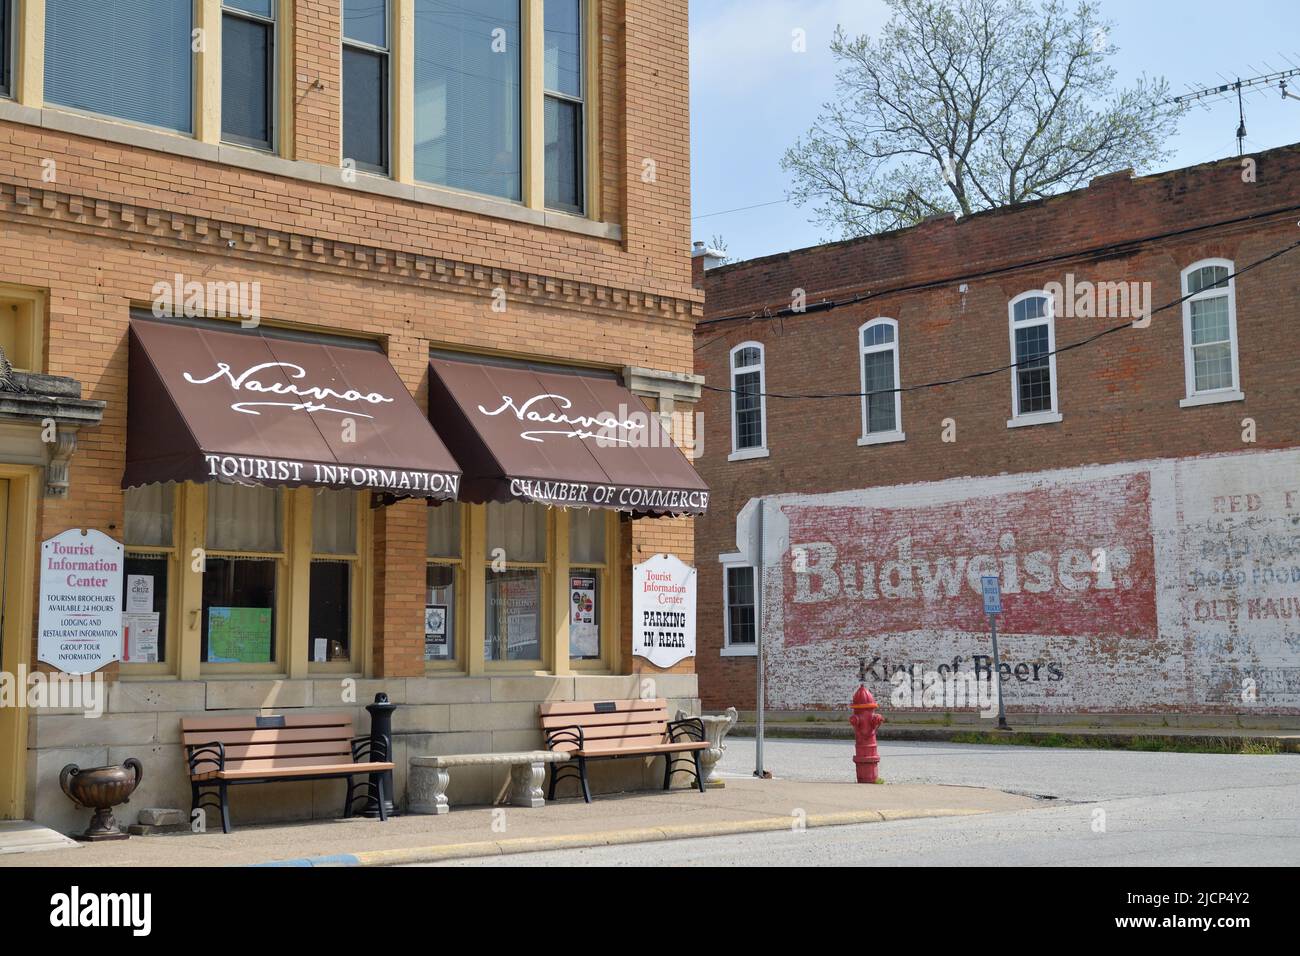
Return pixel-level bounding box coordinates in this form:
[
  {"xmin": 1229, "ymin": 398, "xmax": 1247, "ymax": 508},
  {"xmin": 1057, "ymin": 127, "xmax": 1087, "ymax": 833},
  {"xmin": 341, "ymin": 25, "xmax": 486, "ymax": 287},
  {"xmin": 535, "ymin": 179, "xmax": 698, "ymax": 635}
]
[
  {"xmin": 0, "ymin": 0, "xmax": 707, "ymax": 831},
  {"xmin": 694, "ymin": 145, "xmax": 1300, "ymax": 721}
]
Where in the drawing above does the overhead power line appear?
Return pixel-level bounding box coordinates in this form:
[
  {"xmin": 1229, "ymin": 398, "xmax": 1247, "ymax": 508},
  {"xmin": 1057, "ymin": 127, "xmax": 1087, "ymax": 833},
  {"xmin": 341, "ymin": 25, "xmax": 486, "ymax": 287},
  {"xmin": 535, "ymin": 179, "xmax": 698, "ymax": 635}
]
[{"xmin": 695, "ymin": 232, "xmax": 1300, "ymax": 403}]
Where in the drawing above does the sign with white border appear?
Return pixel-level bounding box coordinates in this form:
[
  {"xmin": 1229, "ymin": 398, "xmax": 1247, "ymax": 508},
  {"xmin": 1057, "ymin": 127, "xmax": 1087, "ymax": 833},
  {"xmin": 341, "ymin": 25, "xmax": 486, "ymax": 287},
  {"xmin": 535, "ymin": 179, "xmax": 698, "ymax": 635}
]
[
  {"xmin": 38, "ymin": 529, "xmax": 124, "ymax": 674},
  {"xmin": 632, "ymin": 553, "xmax": 697, "ymax": 668}
]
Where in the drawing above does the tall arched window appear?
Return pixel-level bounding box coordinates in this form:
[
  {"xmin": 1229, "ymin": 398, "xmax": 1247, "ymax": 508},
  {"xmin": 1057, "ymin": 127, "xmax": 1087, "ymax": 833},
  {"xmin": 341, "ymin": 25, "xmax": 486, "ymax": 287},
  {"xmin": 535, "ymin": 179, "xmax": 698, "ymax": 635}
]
[
  {"xmin": 729, "ymin": 341, "xmax": 768, "ymax": 460},
  {"xmin": 1180, "ymin": 259, "xmax": 1243, "ymax": 407},
  {"xmin": 858, "ymin": 318, "xmax": 904, "ymax": 444},
  {"xmin": 1007, "ymin": 290, "xmax": 1061, "ymax": 427}
]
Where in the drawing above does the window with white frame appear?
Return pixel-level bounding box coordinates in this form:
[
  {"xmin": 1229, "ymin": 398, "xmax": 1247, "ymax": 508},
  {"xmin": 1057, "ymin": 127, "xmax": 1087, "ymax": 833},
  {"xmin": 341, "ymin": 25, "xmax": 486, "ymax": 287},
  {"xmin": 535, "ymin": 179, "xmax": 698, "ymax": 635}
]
[
  {"xmin": 721, "ymin": 558, "xmax": 756, "ymax": 655},
  {"xmin": 859, "ymin": 318, "xmax": 903, "ymax": 443},
  {"xmin": 543, "ymin": 0, "xmax": 585, "ymax": 214},
  {"xmin": 1180, "ymin": 260, "xmax": 1242, "ymax": 405},
  {"xmin": 729, "ymin": 342, "xmax": 767, "ymax": 459},
  {"xmin": 1007, "ymin": 291, "xmax": 1060, "ymax": 426}
]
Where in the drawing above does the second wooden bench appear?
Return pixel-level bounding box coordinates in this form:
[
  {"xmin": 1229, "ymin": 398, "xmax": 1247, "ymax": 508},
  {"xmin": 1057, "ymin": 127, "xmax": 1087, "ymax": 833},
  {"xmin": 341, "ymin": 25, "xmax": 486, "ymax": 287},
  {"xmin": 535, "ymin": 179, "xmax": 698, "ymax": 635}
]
[{"xmin": 539, "ymin": 698, "xmax": 708, "ymax": 803}]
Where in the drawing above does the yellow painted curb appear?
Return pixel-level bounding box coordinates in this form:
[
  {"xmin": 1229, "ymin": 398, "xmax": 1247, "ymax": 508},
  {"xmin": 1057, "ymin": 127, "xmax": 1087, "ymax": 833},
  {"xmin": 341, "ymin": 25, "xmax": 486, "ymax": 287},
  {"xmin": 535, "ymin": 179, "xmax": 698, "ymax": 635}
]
[{"xmin": 350, "ymin": 807, "xmax": 984, "ymax": 866}]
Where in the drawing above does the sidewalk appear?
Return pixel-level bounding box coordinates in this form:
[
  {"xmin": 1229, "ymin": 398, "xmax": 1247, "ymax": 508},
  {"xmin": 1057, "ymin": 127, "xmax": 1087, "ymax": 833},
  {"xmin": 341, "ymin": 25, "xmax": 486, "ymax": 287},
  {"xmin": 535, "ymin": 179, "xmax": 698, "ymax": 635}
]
[
  {"xmin": 733, "ymin": 721, "xmax": 1300, "ymax": 752},
  {"xmin": 1, "ymin": 776, "xmax": 1037, "ymax": 867}
]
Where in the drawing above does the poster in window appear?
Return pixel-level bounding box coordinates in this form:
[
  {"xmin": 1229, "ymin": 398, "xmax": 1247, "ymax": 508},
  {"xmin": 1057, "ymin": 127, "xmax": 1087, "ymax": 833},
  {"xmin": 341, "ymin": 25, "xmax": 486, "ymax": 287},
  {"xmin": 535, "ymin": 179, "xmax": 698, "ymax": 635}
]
[
  {"xmin": 207, "ymin": 606, "xmax": 273, "ymax": 663},
  {"xmin": 569, "ymin": 574, "xmax": 598, "ymax": 658},
  {"xmin": 126, "ymin": 574, "xmax": 154, "ymax": 613},
  {"xmin": 124, "ymin": 611, "xmax": 160, "ymax": 664},
  {"xmin": 424, "ymin": 604, "xmax": 448, "ymax": 660}
]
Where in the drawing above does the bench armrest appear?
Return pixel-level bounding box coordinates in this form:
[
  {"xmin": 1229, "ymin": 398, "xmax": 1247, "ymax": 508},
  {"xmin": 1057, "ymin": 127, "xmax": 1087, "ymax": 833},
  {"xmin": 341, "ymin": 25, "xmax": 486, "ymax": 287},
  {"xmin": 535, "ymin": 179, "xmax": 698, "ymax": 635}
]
[
  {"xmin": 545, "ymin": 724, "xmax": 585, "ymax": 751},
  {"xmin": 186, "ymin": 740, "xmax": 226, "ymax": 776},
  {"xmin": 667, "ymin": 717, "xmax": 705, "ymax": 743},
  {"xmin": 351, "ymin": 734, "xmax": 388, "ymax": 763}
]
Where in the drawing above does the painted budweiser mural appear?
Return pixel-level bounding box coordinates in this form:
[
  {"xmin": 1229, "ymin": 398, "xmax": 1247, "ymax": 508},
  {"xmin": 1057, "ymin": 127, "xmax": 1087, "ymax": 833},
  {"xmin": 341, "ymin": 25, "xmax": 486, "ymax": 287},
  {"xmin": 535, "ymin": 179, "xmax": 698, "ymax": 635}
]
[{"xmin": 759, "ymin": 447, "xmax": 1300, "ymax": 715}]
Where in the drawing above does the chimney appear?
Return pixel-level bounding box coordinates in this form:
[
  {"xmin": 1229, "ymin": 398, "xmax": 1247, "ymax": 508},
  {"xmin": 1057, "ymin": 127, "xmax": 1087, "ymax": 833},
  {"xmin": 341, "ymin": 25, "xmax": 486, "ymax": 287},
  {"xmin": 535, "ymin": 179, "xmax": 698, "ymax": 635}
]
[{"xmin": 691, "ymin": 241, "xmax": 727, "ymax": 288}]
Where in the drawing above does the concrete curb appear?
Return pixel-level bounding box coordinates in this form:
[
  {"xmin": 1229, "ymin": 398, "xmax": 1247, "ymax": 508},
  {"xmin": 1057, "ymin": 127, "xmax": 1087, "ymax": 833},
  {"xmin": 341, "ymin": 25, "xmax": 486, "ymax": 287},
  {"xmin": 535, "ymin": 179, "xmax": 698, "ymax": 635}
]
[
  {"xmin": 255, "ymin": 807, "xmax": 984, "ymax": 867},
  {"xmin": 731, "ymin": 724, "xmax": 1300, "ymax": 752}
]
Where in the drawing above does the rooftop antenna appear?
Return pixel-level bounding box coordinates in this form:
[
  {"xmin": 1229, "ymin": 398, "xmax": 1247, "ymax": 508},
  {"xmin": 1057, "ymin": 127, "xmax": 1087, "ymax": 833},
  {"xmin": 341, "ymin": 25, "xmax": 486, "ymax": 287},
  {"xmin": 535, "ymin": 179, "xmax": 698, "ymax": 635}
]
[{"xmin": 1171, "ymin": 67, "xmax": 1300, "ymax": 156}]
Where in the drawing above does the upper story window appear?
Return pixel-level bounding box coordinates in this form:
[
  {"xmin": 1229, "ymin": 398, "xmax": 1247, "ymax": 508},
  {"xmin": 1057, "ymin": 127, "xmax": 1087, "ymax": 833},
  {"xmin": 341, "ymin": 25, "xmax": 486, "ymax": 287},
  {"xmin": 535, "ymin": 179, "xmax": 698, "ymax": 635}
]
[
  {"xmin": 544, "ymin": 0, "xmax": 584, "ymax": 214},
  {"xmin": 1180, "ymin": 260, "xmax": 1243, "ymax": 407},
  {"xmin": 1007, "ymin": 291, "xmax": 1061, "ymax": 427},
  {"xmin": 45, "ymin": 0, "xmax": 193, "ymax": 133},
  {"xmin": 1, "ymin": 0, "xmax": 12, "ymax": 98},
  {"xmin": 415, "ymin": 0, "xmax": 522, "ymax": 202},
  {"xmin": 729, "ymin": 342, "xmax": 768, "ymax": 460},
  {"xmin": 342, "ymin": 0, "xmax": 391, "ymax": 174},
  {"xmin": 222, "ymin": 0, "xmax": 276, "ymax": 151},
  {"xmin": 859, "ymin": 318, "xmax": 904, "ymax": 445}
]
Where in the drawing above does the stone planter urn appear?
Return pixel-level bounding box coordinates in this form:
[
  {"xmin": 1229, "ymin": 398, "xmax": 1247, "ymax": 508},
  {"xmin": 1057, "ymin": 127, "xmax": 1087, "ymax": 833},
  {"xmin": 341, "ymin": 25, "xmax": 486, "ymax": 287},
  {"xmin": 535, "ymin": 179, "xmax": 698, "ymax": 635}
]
[
  {"xmin": 59, "ymin": 758, "xmax": 143, "ymax": 842},
  {"xmin": 678, "ymin": 707, "xmax": 738, "ymax": 788}
]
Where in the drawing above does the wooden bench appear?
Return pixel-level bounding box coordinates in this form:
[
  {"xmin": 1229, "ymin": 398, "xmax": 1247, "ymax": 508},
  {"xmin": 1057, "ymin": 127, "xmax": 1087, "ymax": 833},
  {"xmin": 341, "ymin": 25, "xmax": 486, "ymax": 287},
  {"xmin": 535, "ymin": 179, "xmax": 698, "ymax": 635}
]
[
  {"xmin": 407, "ymin": 751, "xmax": 570, "ymax": 814},
  {"xmin": 181, "ymin": 713, "xmax": 394, "ymax": 833},
  {"xmin": 539, "ymin": 699, "xmax": 708, "ymax": 803}
]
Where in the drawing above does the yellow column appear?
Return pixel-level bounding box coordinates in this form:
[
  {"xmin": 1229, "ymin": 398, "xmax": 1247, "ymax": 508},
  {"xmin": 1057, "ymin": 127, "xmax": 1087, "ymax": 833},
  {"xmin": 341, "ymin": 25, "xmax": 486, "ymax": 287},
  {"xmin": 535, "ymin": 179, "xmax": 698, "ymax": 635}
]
[
  {"xmin": 551, "ymin": 509, "xmax": 571, "ymax": 675},
  {"xmin": 16, "ymin": 0, "xmax": 45, "ymax": 108},
  {"xmin": 277, "ymin": 0, "xmax": 296, "ymax": 159},
  {"xmin": 521, "ymin": 0, "xmax": 545, "ymax": 209},
  {"xmin": 465, "ymin": 504, "xmax": 486, "ymax": 676},
  {"xmin": 284, "ymin": 487, "xmax": 313, "ymax": 679},
  {"xmin": 391, "ymin": 0, "xmax": 415, "ymax": 183},
  {"xmin": 177, "ymin": 484, "xmax": 206, "ymax": 682},
  {"xmin": 195, "ymin": 0, "xmax": 223, "ymax": 143}
]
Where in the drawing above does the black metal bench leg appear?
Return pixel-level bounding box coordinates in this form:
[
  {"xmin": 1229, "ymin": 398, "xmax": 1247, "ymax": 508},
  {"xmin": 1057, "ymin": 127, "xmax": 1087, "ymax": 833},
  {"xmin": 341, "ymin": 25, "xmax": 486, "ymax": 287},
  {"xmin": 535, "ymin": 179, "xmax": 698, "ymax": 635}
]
[
  {"xmin": 663, "ymin": 754, "xmax": 673, "ymax": 791},
  {"xmin": 376, "ymin": 775, "xmax": 389, "ymax": 821},
  {"xmin": 693, "ymin": 750, "xmax": 706, "ymax": 793},
  {"xmin": 218, "ymin": 782, "xmax": 232, "ymax": 834},
  {"xmin": 343, "ymin": 777, "xmax": 355, "ymax": 818},
  {"xmin": 547, "ymin": 764, "xmax": 558, "ymax": 801},
  {"xmin": 579, "ymin": 756, "xmax": 592, "ymax": 804},
  {"xmin": 190, "ymin": 781, "xmax": 201, "ymax": 823}
]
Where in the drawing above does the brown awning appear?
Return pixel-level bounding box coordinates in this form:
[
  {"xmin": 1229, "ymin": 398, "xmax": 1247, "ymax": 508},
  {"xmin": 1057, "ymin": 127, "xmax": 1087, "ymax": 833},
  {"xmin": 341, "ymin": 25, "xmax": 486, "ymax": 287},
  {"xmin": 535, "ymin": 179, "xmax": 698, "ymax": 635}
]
[
  {"xmin": 427, "ymin": 354, "xmax": 709, "ymax": 515},
  {"xmin": 124, "ymin": 317, "xmax": 461, "ymax": 498}
]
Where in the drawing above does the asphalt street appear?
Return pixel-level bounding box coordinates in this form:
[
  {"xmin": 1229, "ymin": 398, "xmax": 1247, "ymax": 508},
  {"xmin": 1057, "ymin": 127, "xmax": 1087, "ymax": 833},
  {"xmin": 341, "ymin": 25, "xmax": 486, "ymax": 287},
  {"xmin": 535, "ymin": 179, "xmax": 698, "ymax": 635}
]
[{"xmin": 443, "ymin": 738, "xmax": 1300, "ymax": 866}]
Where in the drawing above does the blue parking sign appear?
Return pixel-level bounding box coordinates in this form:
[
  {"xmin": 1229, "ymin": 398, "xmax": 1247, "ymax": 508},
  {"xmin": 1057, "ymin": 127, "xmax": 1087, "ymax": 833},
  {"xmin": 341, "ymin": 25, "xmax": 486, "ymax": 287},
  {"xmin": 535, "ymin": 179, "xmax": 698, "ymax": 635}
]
[{"xmin": 981, "ymin": 575, "xmax": 1002, "ymax": 615}]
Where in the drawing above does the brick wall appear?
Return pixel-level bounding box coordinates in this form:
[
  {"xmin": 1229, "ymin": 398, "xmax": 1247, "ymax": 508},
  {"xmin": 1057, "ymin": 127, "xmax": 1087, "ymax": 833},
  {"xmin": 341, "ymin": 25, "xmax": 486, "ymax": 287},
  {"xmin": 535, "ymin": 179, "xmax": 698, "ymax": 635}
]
[
  {"xmin": 0, "ymin": 0, "xmax": 700, "ymax": 678},
  {"xmin": 694, "ymin": 145, "xmax": 1300, "ymax": 713}
]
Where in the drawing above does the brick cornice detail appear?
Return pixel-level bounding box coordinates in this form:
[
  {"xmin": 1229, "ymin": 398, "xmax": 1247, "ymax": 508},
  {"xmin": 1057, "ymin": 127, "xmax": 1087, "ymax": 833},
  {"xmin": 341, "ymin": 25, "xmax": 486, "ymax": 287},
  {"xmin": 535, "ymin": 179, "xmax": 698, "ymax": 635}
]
[{"xmin": 0, "ymin": 180, "xmax": 704, "ymax": 322}]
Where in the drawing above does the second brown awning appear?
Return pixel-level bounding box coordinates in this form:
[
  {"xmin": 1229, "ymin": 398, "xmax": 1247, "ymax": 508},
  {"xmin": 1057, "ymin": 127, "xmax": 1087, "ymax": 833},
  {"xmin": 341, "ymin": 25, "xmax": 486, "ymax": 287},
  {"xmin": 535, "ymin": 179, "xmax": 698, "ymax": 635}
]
[
  {"xmin": 427, "ymin": 354, "xmax": 709, "ymax": 515},
  {"xmin": 125, "ymin": 317, "xmax": 461, "ymax": 498}
]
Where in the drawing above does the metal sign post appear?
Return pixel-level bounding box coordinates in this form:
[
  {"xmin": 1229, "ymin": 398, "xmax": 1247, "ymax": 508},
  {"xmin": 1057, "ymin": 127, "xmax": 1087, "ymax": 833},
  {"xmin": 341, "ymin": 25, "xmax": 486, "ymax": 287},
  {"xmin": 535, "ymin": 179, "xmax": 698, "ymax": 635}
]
[{"xmin": 980, "ymin": 576, "xmax": 1011, "ymax": 731}]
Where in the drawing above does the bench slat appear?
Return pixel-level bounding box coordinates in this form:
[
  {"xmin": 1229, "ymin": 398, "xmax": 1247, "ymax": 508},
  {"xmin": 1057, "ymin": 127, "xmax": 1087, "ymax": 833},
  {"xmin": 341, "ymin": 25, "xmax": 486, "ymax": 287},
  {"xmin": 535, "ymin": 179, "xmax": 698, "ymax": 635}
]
[
  {"xmin": 183, "ymin": 726, "xmax": 353, "ymax": 747},
  {"xmin": 181, "ymin": 713, "xmax": 355, "ymax": 732},
  {"xmin": 540, "ymin": 711, "xmax": 667, "ymax": 730},
  {"xmin": 539, "ymin": 698, "xmax": 665, "ymax": 717},
  {"xmin": 203, "ymin": 741, "xmax": 354, "ymax": 761},
  {"xmin": 576, "ymin": 741, "xmax": 708, "ymax": 756},
  {"xmin": 193, "ymin": 760, "xmax": 394, "ymax": 782}
]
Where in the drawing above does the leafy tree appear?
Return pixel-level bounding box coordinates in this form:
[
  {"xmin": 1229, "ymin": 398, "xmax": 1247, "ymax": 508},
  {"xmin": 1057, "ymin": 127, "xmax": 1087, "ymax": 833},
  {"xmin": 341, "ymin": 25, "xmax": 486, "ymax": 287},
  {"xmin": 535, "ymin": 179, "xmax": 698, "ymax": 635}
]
[{"xmin": 782, "ymin": 0, "xmax": 1183, "ymax": 237}]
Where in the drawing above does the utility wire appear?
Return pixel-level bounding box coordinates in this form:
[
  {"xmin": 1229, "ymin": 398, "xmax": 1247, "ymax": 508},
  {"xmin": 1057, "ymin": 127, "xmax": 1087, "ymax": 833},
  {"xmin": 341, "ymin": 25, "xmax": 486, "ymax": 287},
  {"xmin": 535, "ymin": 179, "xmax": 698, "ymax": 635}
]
[{"xmin": 695, "ymin": 232, "xmax": 1300, "ymax": 402}]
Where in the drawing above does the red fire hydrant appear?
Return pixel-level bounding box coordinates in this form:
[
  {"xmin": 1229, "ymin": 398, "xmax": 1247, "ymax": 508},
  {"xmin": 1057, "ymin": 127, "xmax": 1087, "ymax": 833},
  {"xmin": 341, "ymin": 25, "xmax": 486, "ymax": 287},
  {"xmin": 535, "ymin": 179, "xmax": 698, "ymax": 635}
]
[{"xmin": 850, "ymin": 683, "xmax": 885, "ymax": 783}]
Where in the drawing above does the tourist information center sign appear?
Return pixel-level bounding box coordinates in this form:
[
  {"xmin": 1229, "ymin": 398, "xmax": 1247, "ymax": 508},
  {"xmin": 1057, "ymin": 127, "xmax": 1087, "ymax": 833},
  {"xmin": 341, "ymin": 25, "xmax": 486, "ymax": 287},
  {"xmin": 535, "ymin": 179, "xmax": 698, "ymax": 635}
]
[
  {"xmin": 38, "ymin": 529, "xmax": 124, "ymax": 674},
  {"xmin": 632, "ymin": 554, "xmax": 697, "ymax": 668}
]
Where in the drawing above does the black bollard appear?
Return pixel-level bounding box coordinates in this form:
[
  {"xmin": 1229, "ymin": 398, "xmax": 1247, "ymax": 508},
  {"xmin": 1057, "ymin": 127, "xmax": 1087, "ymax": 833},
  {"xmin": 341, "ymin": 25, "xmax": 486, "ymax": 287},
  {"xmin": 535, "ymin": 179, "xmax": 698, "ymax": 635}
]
[{"xmin": 364, "ymin": 692, "xmax": 398, "ymax": 818}]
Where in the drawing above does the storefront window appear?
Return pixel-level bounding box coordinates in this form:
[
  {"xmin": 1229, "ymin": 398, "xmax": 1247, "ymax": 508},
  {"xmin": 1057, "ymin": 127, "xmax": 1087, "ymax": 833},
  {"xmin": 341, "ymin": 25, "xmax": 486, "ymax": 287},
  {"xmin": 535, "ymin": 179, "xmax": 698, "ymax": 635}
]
[
  {"xmin": 309, "ymin": 489, "xmax": 358, "ymax": 664},
  {"xmin": 426, "ymin": 502, "xmax": 461, "ymax": 663},
  {"xmin": 123, "ymin": 483, "xmax": 175, "ymax": 665},
  {"xmin": 485, "ymin": 502, "xmax": 546, "ymax": 662},
  {"xmin": 569, "ymin": 508, "xmax": 605, "ymax": 661},
  {"xmin": 202, "ymin": 484, "xmax": 282, "ymax": 664}
]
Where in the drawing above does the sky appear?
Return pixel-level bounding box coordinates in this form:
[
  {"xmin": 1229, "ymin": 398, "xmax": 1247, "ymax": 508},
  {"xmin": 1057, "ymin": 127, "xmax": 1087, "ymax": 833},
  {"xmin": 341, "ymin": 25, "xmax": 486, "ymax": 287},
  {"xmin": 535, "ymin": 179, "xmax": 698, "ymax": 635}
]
[{"xmin": 689, "ymin": 0, "xmax": 1300, "ymax": 263}]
